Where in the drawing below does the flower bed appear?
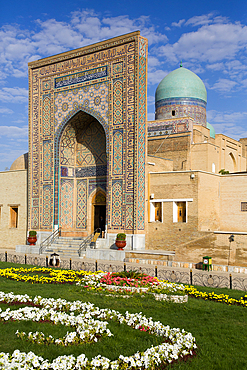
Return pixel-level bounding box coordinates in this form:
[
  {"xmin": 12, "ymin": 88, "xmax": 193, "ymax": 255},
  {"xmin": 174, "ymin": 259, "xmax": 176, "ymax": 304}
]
[
  {"xmin": 184, "ymin": 286, "xmax": 247, "ymax": 307},
  {"xmin": 0, "ymin": 291, "xmax": 197, "ymax": 369}
]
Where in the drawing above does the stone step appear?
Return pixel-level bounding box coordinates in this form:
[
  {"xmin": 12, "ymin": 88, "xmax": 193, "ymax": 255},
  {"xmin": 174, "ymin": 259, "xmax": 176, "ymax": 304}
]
[
  {"xmin": 54, "ymin": 237, "xmax": 84, "ymax": 243},
  {"xmin": 46, "ymin": 245, "xmax": 83, "ymax": 257}
]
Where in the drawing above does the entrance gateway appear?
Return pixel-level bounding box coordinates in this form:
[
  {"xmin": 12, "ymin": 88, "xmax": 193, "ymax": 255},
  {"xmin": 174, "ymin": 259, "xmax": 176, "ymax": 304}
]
[{"xmin": 28, "ymin": 31, "xmax": 147, "ymax": 249}]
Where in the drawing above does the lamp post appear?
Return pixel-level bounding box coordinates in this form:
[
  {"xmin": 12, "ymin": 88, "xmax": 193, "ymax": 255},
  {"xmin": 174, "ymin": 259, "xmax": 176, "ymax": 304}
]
[{"xmin": 228, "ymin": 234, "xmax": 234, "ymax": 266}]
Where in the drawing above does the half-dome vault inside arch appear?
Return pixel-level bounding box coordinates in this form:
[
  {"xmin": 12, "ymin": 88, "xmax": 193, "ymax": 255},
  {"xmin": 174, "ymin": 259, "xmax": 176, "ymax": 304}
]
[{"xmin": 59, "ymin": 111, "xmax": 107, "ymax": 234}]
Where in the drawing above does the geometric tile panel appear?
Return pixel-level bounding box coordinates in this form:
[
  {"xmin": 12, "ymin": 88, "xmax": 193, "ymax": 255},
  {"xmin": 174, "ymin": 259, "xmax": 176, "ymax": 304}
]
[
  {"xmin": 60, "ymin": 125, "xmax": 77, "ymax": 166},
  {"xmin": 31, "ymin": 207, "xmax": 39, "ymax": 229},
  {"xmin": 42, "ymin": 185, "xmax": 52, "ymax": 228},
  {"xmin": 113, "ymin": 62, "xmax": 123, "ymax": 75},
  {"xmin": 111, "ymin": 180, "xmax": 123, "ymax": 227},
  {"xmin": 113, "ymin": 78, "xmax": 123, "ymax": 125},
  {"xmin": 54, "ymin": 82, "xmax": 108, "ymax": 132},
  {"xmin": 42, "ymin": 95, "xmax": 51, "ymax": 136},
  {"xmin": 113, "ymin": 130, "xmax": 123, "ymax": 175},
  {"xmin": 43, "ymin": 140, "xmax": 52, "ymax": 181},
  {"xmin": 60, "ymin": 179, "xmax": 73, "ymax": 228},
  {"xmin": 76, "ymin": 179, "xmax": 87, "ymax": 229},
  {"xmin": 137, "ymin": 37, "xmax": 148, "ymax": 230},
  {"xmin": 125, "ymin": 204, "xmax": 134, "ymax": 230}
]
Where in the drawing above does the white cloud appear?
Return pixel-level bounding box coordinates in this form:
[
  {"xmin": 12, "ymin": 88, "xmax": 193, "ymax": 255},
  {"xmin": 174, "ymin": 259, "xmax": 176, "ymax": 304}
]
[
  {"xmin": 210, "ymin": 78, "xmax": 238, "ymax": 93},
  {"xmin": 0, "ymin": 125, "xmax": 28, "ymax": 138},
  {"xmin": 159, "ymin": 20, "xmax": 247, "ymax": 64},
  {"xmin": 0, "ymin": 87, "xmax": 28, "ymax": 103},
  {"xmin": 207, "ymin": 109, "xmax": 247, "ymax": 139},
  {"xmin": 148, "ymin": 69, "xmax": 169, "ymax": 85},
  {"xmin": 206, "ymin": 62, "xmax": 225, "ymax": 71},
  {"xmin": 0, "ymin": 107, "xmax": 13, "ymax": 114},
  {"xmin": 185, "ymin": 13, "xmax": 214, "ymax": 27},
  {"xmin": 0, "ymin": 11, "xmax": 168, "ymax": 81},
  {"xmin": 208, "ymin": 110, "xmax": 247, "ymax": 123},
  {"xmin": 171, "ymin": 19, "xmax": 185, "ymax": 28}
]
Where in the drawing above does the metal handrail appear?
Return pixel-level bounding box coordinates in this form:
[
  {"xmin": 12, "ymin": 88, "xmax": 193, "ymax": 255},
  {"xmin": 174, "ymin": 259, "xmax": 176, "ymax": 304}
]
[
  {"xmin": 78, "ymin": 228, "xmax": 101, "ymax": 257},
  {"xmin": 39, "ymin": 227, "xmax": 61, "ymax": 255}
]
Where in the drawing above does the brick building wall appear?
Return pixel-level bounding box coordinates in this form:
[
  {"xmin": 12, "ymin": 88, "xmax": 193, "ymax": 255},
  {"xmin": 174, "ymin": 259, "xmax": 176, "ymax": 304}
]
[{"xmin": 0, "ymin": 170, "xmax": 27, "ymax": 249}]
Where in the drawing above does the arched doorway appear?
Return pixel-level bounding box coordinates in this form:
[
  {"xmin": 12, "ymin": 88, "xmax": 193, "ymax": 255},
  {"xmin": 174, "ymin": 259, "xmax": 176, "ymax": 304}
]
[
  {"xmin": 91, "ymin": 190, "xmax": 106, "ymax": 234},
  {"xmin": 59, "ymin": 111, "xmax": 107, "ymax": 236}
]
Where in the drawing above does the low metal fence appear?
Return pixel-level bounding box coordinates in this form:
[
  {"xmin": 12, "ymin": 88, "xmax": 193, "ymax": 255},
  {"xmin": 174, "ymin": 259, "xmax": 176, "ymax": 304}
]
[{"xmin": 1, "ymin": 251, "xmax": 247, "ymax": 291}]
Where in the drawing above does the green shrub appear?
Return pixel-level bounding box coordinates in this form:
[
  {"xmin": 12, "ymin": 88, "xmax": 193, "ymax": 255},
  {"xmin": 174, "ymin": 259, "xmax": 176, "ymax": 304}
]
[
  {"xmin": 29, "ymin": 230, "xmax": 37, "ymax": 237},
  {"xmin": 116, "ymin": 233, "xmax": 126, "ymax": 240}
]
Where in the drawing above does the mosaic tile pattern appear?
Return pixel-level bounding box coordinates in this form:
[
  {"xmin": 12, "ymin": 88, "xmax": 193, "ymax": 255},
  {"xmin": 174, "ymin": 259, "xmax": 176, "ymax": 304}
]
[
  {"xmin": 111, "ymin": 180, "xmax": 123, "ymax": 226},
  {"xmin": 42, "ymin": 95, "xmax": 51, "ymax": 136},
  {"xmin": 43, "ymin": 140, "xmax": 52, "ymax": 181},
  {"xmin": 54, "ymin": 83, "xmax": 108, "ymax": 132},
  {"xmin": 136, "ymin": 37, "xmax": 147, "ymax": 230},
  {"xmin": 76, "ymin": 179, "xmax": 87, "ymax": 229},
  {"xmin": 113, "ymin": 62, "xmax": 123, "ymax": 75},
  {"xmin": 155, "ymin": 97, "xmax": 206, "ymax": 126},
  {"xmin": 60, "ymin": 179, "xmax": 73, "ymax": 228},
  {"xmin": 60, "ymin": 125, "xmax": 76, "ymax": 166},
  {"xmin": 113, "ymin": 78, "xmax": 123, "ymax": 125},
  {"xmin": 42, "ymin": 185, "xmax": 52, "ymax": 228},
  {"xmin": 113, "ymin": 130, "xmax": 123, "ymax": 175},
  {"xmin": 88, "ymin": 179, "xmax": 107, "ymax": 196}
]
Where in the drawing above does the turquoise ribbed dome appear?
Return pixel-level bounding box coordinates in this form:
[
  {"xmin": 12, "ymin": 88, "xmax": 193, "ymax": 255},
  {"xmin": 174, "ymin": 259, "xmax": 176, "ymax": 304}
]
[
  {"xmin": 155, "ymin": 67, "xmax": 207, "ymax": 103},
  {"xmin": 206, "ymin": 122, "xmax": 215, "ymax": 139}
]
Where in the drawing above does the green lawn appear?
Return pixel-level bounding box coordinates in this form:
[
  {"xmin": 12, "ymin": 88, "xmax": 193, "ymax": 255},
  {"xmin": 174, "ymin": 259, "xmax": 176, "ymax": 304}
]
[{"xmin": 0, "ymin": 262, "xmax": 246, "ymax": 369}]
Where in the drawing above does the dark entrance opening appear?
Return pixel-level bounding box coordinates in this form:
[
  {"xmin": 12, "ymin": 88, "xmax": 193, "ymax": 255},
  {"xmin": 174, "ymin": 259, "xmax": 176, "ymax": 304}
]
[{"xmin": 94, "ymin": 205, "xmax": 106, "ymax": 236}]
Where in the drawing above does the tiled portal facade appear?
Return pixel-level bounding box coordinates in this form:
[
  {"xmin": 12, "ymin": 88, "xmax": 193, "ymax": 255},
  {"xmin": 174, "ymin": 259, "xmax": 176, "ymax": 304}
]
[{"xmin": 28, "ymin": 31, "xmax": 148, "ymax": 239}]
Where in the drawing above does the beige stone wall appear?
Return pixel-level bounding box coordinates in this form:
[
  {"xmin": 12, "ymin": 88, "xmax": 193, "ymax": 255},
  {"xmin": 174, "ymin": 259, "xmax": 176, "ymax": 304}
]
[
  {"xmin": 197, "ymin": 172, "xmax": 220, "ymax": 231},
  {"xmin": 148, "ymin": 133, "xmax": 191, "ymax": 171},
  {"xmin": 193, "ymin": 125, "xmax": 213, "ymax": 144},
  {"xmin": 146, "ymin": 169, "xmax": 247, "ymax": 266},
  {"xmin": 219, "ymin": 174, "xmax": 247, "ymax": 231},
  {"xmin": 191, "ymin": 142, "xmax": 220, "ymax": 173},
  {"xmin": 215, "ymin": 134, "xmax": 245, "ymax": 172},
  {"xmin": 0, "ymin": 170, "xmax": 27, "ymax": 250},
  {"xmin": 213, "ymin": 233, "xmax": 247, "ymax": 267},
  {"xmin": 146, "ymin": 171, "xmax": 200, "ymax": 250},
  {"xmin": 147, "ymin": 155, "xmax": 173, "ymax": 172}
]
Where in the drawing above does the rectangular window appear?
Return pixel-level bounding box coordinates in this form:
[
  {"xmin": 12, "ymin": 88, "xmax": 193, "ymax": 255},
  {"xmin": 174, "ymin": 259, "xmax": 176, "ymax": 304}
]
[
  {"xmin": 241, "ymin": 202, "xmax": 247, "ymax": 211},
  {"xmin": 150, "ymin": 202, "xmax": 162, "ymax": 222},
  {"xmin": 154, "ymin": 202, "xmax": 162, "ymax": 221},
  {"xmin": 10, "ymin": 207, "xmax": 18, "ymax": 228},
  {"xmin": 173, "ymin": 201, "xmax": 187, "ymax": 223}
]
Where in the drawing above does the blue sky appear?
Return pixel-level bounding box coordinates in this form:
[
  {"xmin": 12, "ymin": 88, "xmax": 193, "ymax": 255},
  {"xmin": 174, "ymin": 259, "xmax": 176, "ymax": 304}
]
[{"xmin": 1, "ymin": 0, "xmax": 247, "ymax": 171}]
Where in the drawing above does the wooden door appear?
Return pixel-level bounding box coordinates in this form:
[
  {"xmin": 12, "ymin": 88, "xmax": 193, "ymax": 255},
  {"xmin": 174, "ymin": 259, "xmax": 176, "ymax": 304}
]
[{"xmin": 177, "ymin": 202, "xmax": 186, "ymax": 222}]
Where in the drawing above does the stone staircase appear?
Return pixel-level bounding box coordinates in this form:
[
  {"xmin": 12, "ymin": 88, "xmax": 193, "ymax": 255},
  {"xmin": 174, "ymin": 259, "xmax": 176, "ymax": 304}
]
[{"xmin": 44, "ymin": 237, "xmax": 86, "ymax": 258}]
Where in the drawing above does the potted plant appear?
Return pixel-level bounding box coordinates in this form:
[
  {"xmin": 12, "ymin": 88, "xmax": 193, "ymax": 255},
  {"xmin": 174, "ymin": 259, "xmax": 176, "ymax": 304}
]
[
  {"xmin": 115, "ymin": 233, "xmax": 126, "ymax": 250},
  {"xmin": 27, "ymin": 230, "xmax": 37, "ymax": 246}
]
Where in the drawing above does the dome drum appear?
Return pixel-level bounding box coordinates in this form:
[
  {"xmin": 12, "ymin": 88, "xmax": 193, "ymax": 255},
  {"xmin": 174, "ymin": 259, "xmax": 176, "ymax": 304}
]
[{"xmin": 155, "ymin": 99, "xmax": 206, "ymax": 126}]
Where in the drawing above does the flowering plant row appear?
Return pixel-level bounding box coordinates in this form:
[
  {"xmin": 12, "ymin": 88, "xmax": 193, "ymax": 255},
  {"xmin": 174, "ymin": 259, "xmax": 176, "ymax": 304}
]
[
  {"xmin": 0, "ymin": 267, "xmax": 186, "ymax": 296},
  {"xmin": 0, "ymin": 266, "xmax": 91, "ymax": 284},
  {"xmin": 78, "ymin": 271, "xmax": 186, "ymax": 296},
  {"xmin": 0, "ymin": 291, "xmax": 197, "ymax": 369},
  {"xmin": 0, "ymin": 266, "xmax": 246, "ymax": 307},
  {"xmin": 184, "ymin": 286, "xmax": 247, "ymax": 307},
  {"xmin": 0, "ymin": 305, "xmax": 112, "ymax": 346}
]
